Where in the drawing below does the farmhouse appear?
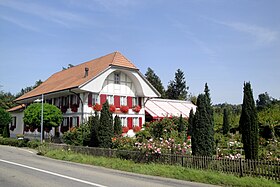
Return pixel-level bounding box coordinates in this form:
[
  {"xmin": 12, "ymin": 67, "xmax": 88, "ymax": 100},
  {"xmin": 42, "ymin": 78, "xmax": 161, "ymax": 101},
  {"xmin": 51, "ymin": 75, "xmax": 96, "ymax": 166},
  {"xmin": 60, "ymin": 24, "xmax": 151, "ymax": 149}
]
[{"xmin": 8, "ymin": 51, "xmax": 196, "ymax": 138}]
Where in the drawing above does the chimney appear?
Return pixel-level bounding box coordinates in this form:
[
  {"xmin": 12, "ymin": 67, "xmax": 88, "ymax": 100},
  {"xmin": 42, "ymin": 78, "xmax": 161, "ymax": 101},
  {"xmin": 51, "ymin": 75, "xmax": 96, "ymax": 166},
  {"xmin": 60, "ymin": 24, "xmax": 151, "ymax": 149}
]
[{"xmin": 84, "ymin": 67, "xmax": 89, "ymax": 78}]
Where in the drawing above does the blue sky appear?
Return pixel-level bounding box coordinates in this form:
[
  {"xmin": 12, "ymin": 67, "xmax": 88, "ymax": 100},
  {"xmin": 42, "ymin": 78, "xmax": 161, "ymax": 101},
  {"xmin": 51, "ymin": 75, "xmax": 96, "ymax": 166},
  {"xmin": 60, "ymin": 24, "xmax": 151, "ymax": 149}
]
[{"xmin": 0, "ymin": 0, "xmax": 279, "ymax": 104}]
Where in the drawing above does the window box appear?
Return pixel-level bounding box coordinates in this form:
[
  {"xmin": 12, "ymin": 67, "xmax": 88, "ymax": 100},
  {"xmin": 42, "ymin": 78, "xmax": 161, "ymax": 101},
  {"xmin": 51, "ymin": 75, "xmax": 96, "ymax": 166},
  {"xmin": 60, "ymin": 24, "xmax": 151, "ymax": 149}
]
[
  {"xmin": 120, "ymin": 105, "xmax": 129, "ymax": 113},
  {"xmin": 93, "ymin": 103, "xmax": 102, "ymax": 111},
  {"xmin": 109, "ymin": 105, "xmax": 116, "ymax": 113},
  {"xmin": 70, "ymin": 104, "xmax": 78, "ymax": 112},
  {"xmin": 122, "ymin": 126, "xmax": 129, "ymax": 133},
  {"xmin": 132, "ymin": 105, "xmax": 141, "ymax": 113}
]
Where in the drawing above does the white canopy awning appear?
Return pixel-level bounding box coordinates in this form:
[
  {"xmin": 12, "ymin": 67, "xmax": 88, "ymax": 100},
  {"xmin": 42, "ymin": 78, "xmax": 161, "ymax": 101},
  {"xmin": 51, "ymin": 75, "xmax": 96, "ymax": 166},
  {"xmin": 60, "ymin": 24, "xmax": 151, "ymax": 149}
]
[{"xmin": 145, "ymin": 98, "xmax": 196, "ymax": 119}]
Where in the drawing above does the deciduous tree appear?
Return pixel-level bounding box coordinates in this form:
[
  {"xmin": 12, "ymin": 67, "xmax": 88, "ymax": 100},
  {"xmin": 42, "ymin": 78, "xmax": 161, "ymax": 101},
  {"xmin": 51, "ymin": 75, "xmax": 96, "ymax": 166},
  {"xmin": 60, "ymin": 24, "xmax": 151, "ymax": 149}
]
[{"xmin": 0, "ymin": 107, "xmax": 12, "ymax": 137}]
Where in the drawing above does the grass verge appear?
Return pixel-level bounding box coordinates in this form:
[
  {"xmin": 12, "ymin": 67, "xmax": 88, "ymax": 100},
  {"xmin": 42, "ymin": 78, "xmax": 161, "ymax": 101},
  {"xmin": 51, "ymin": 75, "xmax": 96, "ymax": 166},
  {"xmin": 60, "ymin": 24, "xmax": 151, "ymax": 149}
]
[{"xmin": 42, "ymin": 148, "xmax": 279, "ymax": 187}]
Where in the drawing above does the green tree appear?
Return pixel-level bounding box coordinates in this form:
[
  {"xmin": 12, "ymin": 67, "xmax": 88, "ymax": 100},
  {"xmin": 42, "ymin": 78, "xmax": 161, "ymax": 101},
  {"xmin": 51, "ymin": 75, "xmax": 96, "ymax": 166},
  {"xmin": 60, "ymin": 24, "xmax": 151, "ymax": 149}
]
[
  {"xmin": 114, "ymin": 115, "xmax": 122, "ymax": 136},
  {"xmin": 89, "ymin": 111, "xmax": 100, "ymax": 147},
  {"xmin": 0, "ymin": 91, "xmax": 16, "ymax": 109},
  {"xmin": 98, "ymin": 101, "xmax": 114, "ymax": 148},
  {"xmin": 188, "ymin": 108, "xmax": 194, "ymax": 136},
  {"xmin": 239, "ymin": 82, "xmax": 259, "ymax": 160},
  {"xmin": 0, "ymin": 107, "xmax": 12, "ymax": 137},
  {"xmin": 23, "ymin": 103, "xmax": 63, "ymax": 135},
  {"xmin": 145, "ymin": 67, "xmax": 166, "ymax": 98},
  {"xmin": 256, "ymin": 92, "xmax": 272, "ymax": 111},
  {"xmin": 16, "ymin": 80, "xmax": 43, "ymax": 98},
  {"xmin": 166, "ymin": 69, "xmax": 188, "ymax": 100},
  {"xmin": 191, "ymin": 84, "xmax": 214, "ymax": 156},
  {"xmin": 222, "ymin": 108, "xmax": 230, "ymax": 135},
  {"xmin": 258, "ymin": 104, "xmax": 280, "ymax": 140}
]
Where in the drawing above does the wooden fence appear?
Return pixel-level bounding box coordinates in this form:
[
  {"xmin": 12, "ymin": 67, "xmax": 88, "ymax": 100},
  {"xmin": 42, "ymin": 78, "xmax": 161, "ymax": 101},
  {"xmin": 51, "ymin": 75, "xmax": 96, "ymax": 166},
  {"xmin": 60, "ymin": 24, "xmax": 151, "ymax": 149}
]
[{"xmin": 47, "ymin": 144, "xmax": 280, "ymax": 181}]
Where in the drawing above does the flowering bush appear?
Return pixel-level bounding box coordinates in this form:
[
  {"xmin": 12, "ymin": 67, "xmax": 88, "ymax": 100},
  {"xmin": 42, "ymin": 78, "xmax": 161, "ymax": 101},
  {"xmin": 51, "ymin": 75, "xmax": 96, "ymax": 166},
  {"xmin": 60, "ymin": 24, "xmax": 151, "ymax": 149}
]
[
  {"xmin": 133, "ymin": 126, "xmax": 141, "ymax": 133},
  {"xmin": 93, "ymin": 103, "xmax": 102, "ymax": 111},
  {"xmin": 134, "ymin": 137, "xmax": 192, "ymax": 155},
  {"xmin": 120, "ymin": 105, "xmax": 129, "ymax": 113},
  {"xmin": 109, "ymin": 105, "xmax": 116, "ymax": 113},
  {"xmin": 132, "ymin": 105, "xmax": 141, "ymax": 113}
]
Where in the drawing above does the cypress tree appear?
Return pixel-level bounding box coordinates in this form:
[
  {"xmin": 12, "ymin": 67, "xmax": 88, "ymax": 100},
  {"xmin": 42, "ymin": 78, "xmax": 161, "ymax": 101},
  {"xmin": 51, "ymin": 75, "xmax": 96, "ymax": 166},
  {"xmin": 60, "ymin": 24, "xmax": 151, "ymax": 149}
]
[
  {"xmin": 114, "ymin": 115, "xmax": 122, "ymax": 136},
  {"xmin": 203, "ymin": 83, "xmax": 215, "ymax": 156},
  {"xmin": 239, "ymin": 82, "xmax": 259, "ymax": 159},
  {"xmin": 89, "ymin": 111, "xmax": 99, "ymax": 147},
  {"xmin": 98, "ymin": 101, "xmax": 114, "ymax": 148},
  {"xmin": 188, "ymin": 108, "xmax": 194, "ymax": 136},
  {"xmin": 191, "ymin": 84, "xmax": 215, "ymax": 157},
  {"xmin": 222, "ymin": 108, "xmax": 230, "ymax": 135}
]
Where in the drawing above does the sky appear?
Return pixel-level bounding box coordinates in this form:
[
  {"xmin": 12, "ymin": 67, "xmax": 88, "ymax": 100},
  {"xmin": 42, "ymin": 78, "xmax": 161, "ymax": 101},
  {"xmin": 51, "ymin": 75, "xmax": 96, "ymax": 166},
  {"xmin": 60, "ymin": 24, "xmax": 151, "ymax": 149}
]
[{"xmin": 0, "ymin": 0, "xmax": 279, "ymax": 104}]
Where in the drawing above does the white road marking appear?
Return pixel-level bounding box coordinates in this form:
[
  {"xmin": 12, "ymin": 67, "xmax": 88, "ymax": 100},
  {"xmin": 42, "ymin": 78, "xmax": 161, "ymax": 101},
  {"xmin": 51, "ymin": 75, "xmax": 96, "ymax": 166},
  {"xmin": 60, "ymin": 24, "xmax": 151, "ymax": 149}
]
[{"xmin": 0, "ymin": 159, "xmax": 107, "ymax": 187}]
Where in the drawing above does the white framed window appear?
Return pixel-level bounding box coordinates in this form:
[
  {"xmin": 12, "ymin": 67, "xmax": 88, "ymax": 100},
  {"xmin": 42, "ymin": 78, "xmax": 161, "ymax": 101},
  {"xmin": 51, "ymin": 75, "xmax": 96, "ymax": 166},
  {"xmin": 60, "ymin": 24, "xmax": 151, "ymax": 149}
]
[
  {"xmin": 71, "ymin": 95, "xmax": 79, "ymax": 105},
  {"xmin": 133, "ymin": 117, "xmax": 139, "ymax": 127},
  {"xmin": 107, "ymin": 95, "xmax": 114, "ymax": 105},
  {"xmin": 132, "ymin": 97, "xmax": 138, "ymax": 106},
  {"xmin": 120, "ymin": 96, "xmax": 127, "ymax": 106},
  {"xmin": 114, "ymin": 72, "xmax": 120, "ymax": 84},
  {"xmin": 62, "ymin": 96, "xmax": 69, "ymax": 106},
  {"xmin": 72, "ymin": 117, "xmax": 79, "ymax": 127},
  {"xmin": 62, "ymin": 117, "xmax": 68, "ymax": 127},
  {"xmin": 92, "ymin": 94, "xmax": 100, "ymax": 105},
  {"xmin": 120, "ymin": 117, "xmax": 127, "ymax": 127}
]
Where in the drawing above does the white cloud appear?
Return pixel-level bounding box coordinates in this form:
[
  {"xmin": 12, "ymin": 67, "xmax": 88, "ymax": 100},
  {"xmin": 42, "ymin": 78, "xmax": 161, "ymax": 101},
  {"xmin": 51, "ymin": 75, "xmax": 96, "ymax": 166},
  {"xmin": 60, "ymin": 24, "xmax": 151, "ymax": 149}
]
[
  {"xmin": 205, "ymin": 17, "xmax": 278, "ymax": 45},
  {"xmin": 0, "ymin": 15, "xmax": 40, "ymax": 32},
  {"xmin": 0, "ymin": 0, "xmax": 90, "ymax": 28}
]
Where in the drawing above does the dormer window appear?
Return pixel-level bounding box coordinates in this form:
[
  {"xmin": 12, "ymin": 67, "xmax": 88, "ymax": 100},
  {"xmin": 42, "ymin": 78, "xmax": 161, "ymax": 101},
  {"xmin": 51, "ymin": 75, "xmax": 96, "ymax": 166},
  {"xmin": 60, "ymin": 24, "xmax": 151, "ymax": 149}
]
[{"xmin": 114, "ymin": 72, "xmax": 120, "ymax": 84}]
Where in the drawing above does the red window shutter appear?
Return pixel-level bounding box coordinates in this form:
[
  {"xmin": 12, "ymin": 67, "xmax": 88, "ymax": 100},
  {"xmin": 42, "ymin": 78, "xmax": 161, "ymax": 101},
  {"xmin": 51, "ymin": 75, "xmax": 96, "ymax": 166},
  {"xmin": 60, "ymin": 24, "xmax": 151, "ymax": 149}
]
[
  {"xmin": 127, "ymin": 117, "xmax": 133, "ymax": 129},
  {"xmin": 127, "ymin": 96, "xmax": 132, "ymax": 108},
  {"xmin": 139, "ymin": 117, "xmax": 142, "ymax": 128},
  {"xmin": 88, "ymin": 93, "xmax": 92, "ymax": 107},
  {"xmin": 100, "ymin": 94, "xmax": 107, "ymax": 104},
  {"xmin": 114, "ymin": 96, "xmax": 120, "ymax": 108},
  {"xmin": 138, "ymin": 97, "xmax": 142, "ymax": 107}
]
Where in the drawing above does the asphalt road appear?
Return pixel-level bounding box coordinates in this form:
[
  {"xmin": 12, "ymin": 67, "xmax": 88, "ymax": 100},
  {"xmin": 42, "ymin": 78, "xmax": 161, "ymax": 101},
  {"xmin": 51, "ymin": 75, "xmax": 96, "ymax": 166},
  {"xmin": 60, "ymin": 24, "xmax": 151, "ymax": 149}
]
[{"xmin": 0, "ymin": 145, "xmax": 218, "ymax": 187}]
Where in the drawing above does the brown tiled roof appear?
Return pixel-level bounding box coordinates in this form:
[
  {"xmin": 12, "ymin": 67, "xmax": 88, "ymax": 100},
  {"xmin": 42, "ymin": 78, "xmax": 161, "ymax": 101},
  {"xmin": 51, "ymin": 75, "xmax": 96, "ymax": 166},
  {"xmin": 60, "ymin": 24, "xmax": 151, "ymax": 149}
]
[
  {"xmin": 15, "ymin": 51, "xmax": 138, "ymax": 102},
  {"xmin": 7, "ymin": 104, "xmax": 25, "ymax": 112}
]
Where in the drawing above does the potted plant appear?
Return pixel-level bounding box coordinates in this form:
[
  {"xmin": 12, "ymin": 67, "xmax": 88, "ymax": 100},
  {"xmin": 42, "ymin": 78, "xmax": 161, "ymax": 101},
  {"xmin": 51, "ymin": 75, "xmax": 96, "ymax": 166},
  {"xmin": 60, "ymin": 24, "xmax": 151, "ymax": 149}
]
[
  {"xmin": 70, "ymin": 104, "xmax": 79, "ymax": 112},
  {"xmin": 120, "ymin": 105, "xmax": 129, "ymax": 113}
]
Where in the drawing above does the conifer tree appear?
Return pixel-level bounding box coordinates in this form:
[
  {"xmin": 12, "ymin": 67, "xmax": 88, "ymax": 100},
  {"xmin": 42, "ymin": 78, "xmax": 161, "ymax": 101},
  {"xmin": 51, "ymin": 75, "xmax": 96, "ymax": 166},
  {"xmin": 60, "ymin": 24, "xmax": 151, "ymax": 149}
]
[
  {"xmin": 222, "ymin": 108, "xmax": 230, "ymax": 135},
  {"xmin": 239, "ymin": 82, "xmax": 259, "ymax": 159},
  {"xmin": 166, "ymin": 69, "xmax": 188, "ymax": 100},
  {"xmin": 178, "ymin": 114, "xmax": 185, "ymax": 133},
  {"xmin": 145, "ymin": 67, "xmax": 166, "ymax": 98},
  {"xmin": 191, "ymin": 83, "xmax": 214, "ymax": 156},
  {"xmin": 98, "ymin": 101, "xmax": 114, "ymax": 148},
  {"xmin": 89, "ymin": 111, "xmax": 99, "ymax": 147},
  {"xmin": 114, "ymin": 115, "xmax": 122, "ymax": 136},
  {"xmin": 188, "ymin": 108, "xmax": 194, "ymax": 136}
]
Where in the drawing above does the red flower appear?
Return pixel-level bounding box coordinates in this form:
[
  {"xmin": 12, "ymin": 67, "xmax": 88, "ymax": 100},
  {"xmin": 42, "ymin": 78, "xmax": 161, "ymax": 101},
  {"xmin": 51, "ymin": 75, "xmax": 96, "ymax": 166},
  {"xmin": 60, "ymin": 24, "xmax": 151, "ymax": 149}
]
[
  {"xmin": 93, "ymin": 103, "xmax": 102, "ymax": 111},
  {"xmin": 120, "ymin": 105, "xmax": 129, "ymax": 113},
  {"xmin": 122, "ymin": 126, "xmax": 129, "ymax": 133},
  {"xmin": 109, "ymin": 105, "xmax": 116, "ymax": 113},
  {"xmin": 133, "ymin": 126, "xmax": 141, "ymax": 132},
  {"xmin": 132, "ymin": 105, "xmax": 141, "ymax": 113}
]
